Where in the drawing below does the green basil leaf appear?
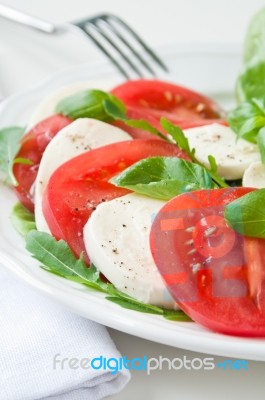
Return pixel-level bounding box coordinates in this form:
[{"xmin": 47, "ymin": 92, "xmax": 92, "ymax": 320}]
[
  {"xmin": 55, "ymin": 90, "xmax": 125, "ymax": 121},
  {"xmin": 236, "ymin": 63, "xmax": 265, "ymax": 103},
  {"xmin": 126, "ymin": 119, "xmax": 164, "ymax": 137},
  {"xmin": 111, "ymin": 156, "xmax": 215, "ymax": 200},
  {"xmin": 160, "ymin": 118, "xmax": 228, "ymax": 188},
  {"xmin": 103, "ymin": 99, "xmax": 168, "ymax": 140},
  {"xmin": 240, "ymin": 115, "xmax": 265, "ymax": 138},
  {"xmin": 252, "ymin": 97, "xmax": 265, "ymax": 113},
  {"xmin": 227, "ymin": 101, "xmax": 260, "ymax": 141},
  {"xmin": 257, "ymin": 127, "xmax": 265, "ymax": 163},
  {"xmin": 11, "ymin": 203, "xmax": 36, "ymax": 236},
  {"xmin": 227, "ymin": 97, "xmax": 265, "ymax": 163},
  {"xmin": 0, "ymin": 126, "xmax": 25, "ymax": 185},
  {"xmin": 103, "ymin": 98, "xmax": 127, "ymax": 120},
  {"xmin": 227, "ymin": 98, "xmax": 265, "ymax": 142},
  {"xmin": 237, "ymin": 7, "xmax": 265, "ymax": 102},
  {"xmin": 208, "ymin": 155, "xmax": 218, "ymax": 174},
  {"xmin": 224, "ymin": 189, "xmax": 265, "ymax": 238},
  {"xmin": 244, "ymin": 8, "xmax": 265, "ymax": 66},
  {"xmin": 160, "ymin": 117, "xmax": 195, "ymax": 157},
  {"xmin": 105, "ymin": 104, "xmax": 225, "ymax": 188},
  {"xmin": 25, "ymin": 230, "xmax": 188, "ymax": 320}
]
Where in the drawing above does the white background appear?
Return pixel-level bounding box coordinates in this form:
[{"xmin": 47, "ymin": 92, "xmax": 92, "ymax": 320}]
[{"xmin": 1, "ymin": 0, "xmax": 265, "ymax": 399}]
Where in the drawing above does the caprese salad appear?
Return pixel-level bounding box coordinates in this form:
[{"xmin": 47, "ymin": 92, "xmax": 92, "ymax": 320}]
[{"xmin": 2, "ymin": 8, "xmax": 265, "ymax": 337}]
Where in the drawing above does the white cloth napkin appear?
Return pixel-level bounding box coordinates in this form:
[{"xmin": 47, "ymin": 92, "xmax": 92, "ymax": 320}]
[{"xmin": 0, "ymin": 267, "xmax": 130, "ymax": 400}]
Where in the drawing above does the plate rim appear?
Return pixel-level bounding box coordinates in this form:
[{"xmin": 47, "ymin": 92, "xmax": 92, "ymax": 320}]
[{"xmin": 2, "ymin": 42, "xmax": 265, "ymax": 362}]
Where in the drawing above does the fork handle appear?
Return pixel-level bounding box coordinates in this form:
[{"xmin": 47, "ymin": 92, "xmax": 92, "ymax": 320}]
[{"xmin": 0, "ymin": 4, "xmax": 56, "ymax": 33}]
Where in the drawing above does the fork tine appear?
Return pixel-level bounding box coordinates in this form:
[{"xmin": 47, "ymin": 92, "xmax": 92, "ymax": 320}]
[
  {"xmin": 88, "ymin": 21, "xmax": 144, "ymax": 78},
  {"xmin": 74, "ymin": 13, "xmax": 168, "ymax": 79},
  {"xmin": 77, "ymin": 26, "xmax": 130, "ymax": 80},
  {"xmin": 108, "ymin": 14, "xmax": 169, "ymax": 73},
  {"xmin": 101, "ymin": 17, "xmax": 157, "ymax": 77}
]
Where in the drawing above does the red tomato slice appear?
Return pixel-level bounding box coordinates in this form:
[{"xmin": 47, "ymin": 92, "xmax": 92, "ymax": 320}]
[
  {"xmin": 13, "ymin": 115, "xmax": 72, "ymax": 212},
  {"xmin": 111, "ymin": 80, "xmax": 225, "ymax": 135},
  {"xmin": 43, "ymin": 139, "xmax": 188, "ymax": 263},
  {"xmin": 150, "ymin": 187, "xmax": 265, "ymax": 337},
  {"xmin": 111, "ymin": 80, "xmax": 224, "ymax": 118}
]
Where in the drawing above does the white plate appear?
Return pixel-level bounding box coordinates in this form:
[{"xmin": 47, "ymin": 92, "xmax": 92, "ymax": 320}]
[{"xmin": 1, "ymin": 43, "xmax": 265, "ymax": 362}]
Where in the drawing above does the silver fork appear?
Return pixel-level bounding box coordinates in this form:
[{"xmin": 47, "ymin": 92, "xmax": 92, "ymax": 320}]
[{"xmin": 0, "ymin": 4, "xmax": 168, "ymax": 80}]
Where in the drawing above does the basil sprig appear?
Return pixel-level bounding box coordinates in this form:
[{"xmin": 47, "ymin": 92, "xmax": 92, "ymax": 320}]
[
  {"xmin": 111, "ymin": 156, "xmax": 216, "ymax": 200},
  {"xmin": 225, "ymin": 189, "xmax": 265, "ymax": 238},
  {"xmin": 236, "ymin": 63, "xmax": 265, "ymax": 103},
  {"xmin": 103, "ymin": 98, "xmax": 168, "ymax": 141},
  {"xmin": 227, "ymin": 98, "xmax": 265, "ymax": 162},
  {"xmin": 244, "ymin": 8, "xmax": 265, "ymax": 65},
  {"xmin": 160, "ymin": 118, "xmax": 228, "ymax": 188},
  {"xmin": 55, "ymin": 90, "xmax": 125, "ymax": 121},
  {"xmin": 228, "ymin": 8, "xmax": 265, "ymax": 162},
  {"xmin": 103, "ymin": 100, "xmax": 227, "ymax": 189}
]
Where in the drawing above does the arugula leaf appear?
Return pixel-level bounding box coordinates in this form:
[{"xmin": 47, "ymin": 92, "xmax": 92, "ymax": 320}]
[
  {"xmin": 224, "ymin": 189, "xmax": 265, "ymax": 238},
  {"xmin": 25, "ymin": 230, "xmax": 189, "ymax": 320},
  {"xmin": 55, "ymin": 90, "xmax": 125, "ymax": 121},
  {"xmin": 160, "ymin": 118, "xmax": 228, "ymax": 188},
  {"xmin": 105, "ymin": 297, "xmax": 163, "ymax": 315},
  {"xmin": 103, "ymin": 99, "xmax": 169, "ymax": 141},
  {"xmin": 11, "ymin": 203, "xmax": 36, "ymax": 236},
  {"xmin": 111, "ymin": 156, "xmax": 215, "ymax": 200},
  {"xmin": 163, "ymin": 309, "xmax": 192, "ymax": 322},
  {"xmin": 0, "ymin": 126, "xmax": 25, "ymax": 185},
  {"xmin": 107, "ymin": 283, "xmax": 190, "ymax": 318},
  {"xmin": 26, "ymin": 230, "xmax": 107, "ymax": 292}
]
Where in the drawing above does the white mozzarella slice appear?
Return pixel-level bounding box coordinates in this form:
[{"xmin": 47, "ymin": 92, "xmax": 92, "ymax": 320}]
[
  {"xmin": 28, "ymin": 80, "xmax": 117, "ymax": 128},
  {"xmin": 243, "ymin": 161, "xmax": 265, "ymax": 188},
  {"xmin": 35, "ymin": 118, "xmax": 131, "ymax": 233},
  {"xmin": 84, "ymin": 193, "xmax": 177, "ymax": 309},
  {"xmin": 183, "ymin": 123, "xmax": 260, "ymax": 180}
]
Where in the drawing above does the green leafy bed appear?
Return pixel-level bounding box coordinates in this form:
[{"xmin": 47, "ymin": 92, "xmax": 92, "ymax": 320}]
[{"xmin": 11, "ymin": 203, "xmax": 190, "ymax": 321}]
